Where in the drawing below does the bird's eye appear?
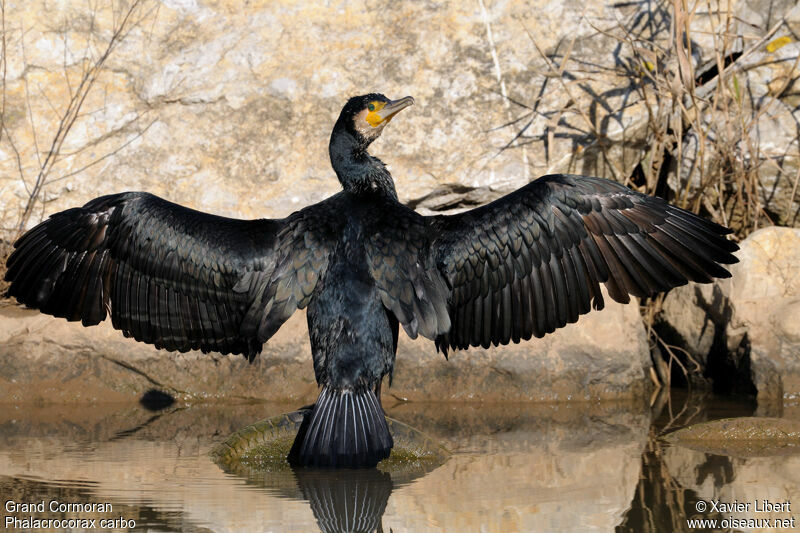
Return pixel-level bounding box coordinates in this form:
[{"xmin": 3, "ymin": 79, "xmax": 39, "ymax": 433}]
[{"xmin": 367, "ymin": 103, "xmax": 375, "ymax": 112}]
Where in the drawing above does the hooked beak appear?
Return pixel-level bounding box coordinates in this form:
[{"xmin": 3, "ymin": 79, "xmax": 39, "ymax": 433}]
[{"xmin": 376, "ymin": 96, "xmax": 415, "ymax": 123}]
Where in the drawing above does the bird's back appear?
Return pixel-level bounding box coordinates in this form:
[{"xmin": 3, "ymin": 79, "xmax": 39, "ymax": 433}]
[{"xmin": 305, "ymin": 192, "xmax": 400, "ymax": 383}]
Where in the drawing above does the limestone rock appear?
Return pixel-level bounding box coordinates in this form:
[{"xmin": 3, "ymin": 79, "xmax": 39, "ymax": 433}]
[
  {"xmin": 658, "ymin": 282, "xmax": 719, "ymax": 370},
  {"xmin": 659, "ymin": 227, "xmax": 800, "ymax": 401},
  {"xmin": 8, "ymin": 0, "xmax": 791, "ymax": 404},
  {"xmin": 0, "ymin": 281, "xmax": 650, "ymax": 402},
  {"xmin": 0, "ymin": 304, "xmax": 318, "ymax": 404},
  {"xmin": 725, "ymin": 227, "xmax": 800, "ymax": 401},
  {"xmin": 391, "ymin": 286, "xmax": 651, "ymax": 402},
  {"xmin": 0, "ymin": 0, "xmax": 703, "ymax": 233},
  {"xmin": 1, "ymin": 1, "xmax": 797, "ymax": 235}
]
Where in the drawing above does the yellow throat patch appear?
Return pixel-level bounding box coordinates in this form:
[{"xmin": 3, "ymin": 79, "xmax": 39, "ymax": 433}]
[{"xmin": 365, "ymin": 101, "xmax": 387, "ymax": 127}]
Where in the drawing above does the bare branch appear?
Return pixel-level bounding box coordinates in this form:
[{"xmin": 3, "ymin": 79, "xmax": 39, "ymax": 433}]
[
  {"xmin": 50, "ymin": 117, "xmax": 156, "ymax": 184},
  {"xmin": 20, "ymin": 30, "xmax": 43, "ymax": 171},
  {"xmin": 16, "ymin": 0, "xmax": 146, "ymax": 233}
]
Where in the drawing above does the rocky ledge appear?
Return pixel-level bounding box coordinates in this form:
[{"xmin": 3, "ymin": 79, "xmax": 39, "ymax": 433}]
[
  {"xmin": 5, "ymin": 226, "xmax": 800, "ymax": 405},
  {"xmin": 657, "ymin": 227, "xmax": 800, "ymax": 403},
  {"xmin": 0, "ymin": 287, "xmax": 649, "ymax": 404}
]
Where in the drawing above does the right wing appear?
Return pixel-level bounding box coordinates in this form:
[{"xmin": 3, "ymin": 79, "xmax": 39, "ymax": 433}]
[
  {"xmin": 427, "ymin": 174, "xmax": 739, "ymax": 353},
  {"xmin": 5, "ymin": 192, "xmax": 337, "ymax": 359}
]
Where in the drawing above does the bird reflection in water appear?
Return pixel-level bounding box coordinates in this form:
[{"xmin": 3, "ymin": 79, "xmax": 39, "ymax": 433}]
[
  {"xmin": 223, "ymin": 463, "xmax": 408, "ymax": 533},
  {"xmin": 293, "ymin": 467, "xmax": 393, "ymax": 533},
  {"xmin": 212, "ymin": 411, "xmax": 447, "ymax": 533}
]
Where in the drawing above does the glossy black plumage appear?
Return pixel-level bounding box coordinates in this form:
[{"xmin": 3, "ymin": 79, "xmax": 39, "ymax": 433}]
[
  {"xmin": 429, "ymin": 174, "xmax": 740, "ymax": 353},
  {"xmin": 4, "ymin": 93, "xmax": 739, "ymax": 468}
]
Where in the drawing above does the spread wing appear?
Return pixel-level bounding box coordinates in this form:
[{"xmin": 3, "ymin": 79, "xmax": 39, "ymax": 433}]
[
  {"xmin": 364, "ymin": 201, "xmax": 450, "ymax": 340},
  {"xmin": 5, "ymin": 192, "xmax": 336, "ymax": 359},
  {"xmin": 427, "ymin": 174, "xmax": 739, "ymax": 353}
]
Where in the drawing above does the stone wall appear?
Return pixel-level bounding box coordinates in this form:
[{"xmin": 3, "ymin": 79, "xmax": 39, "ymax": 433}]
[
  {"xmin": 2, "ymin": 0, "xmax": 797, "ymax": 229},
  {"xmin": 0, "ymin": 286, "xmax": 649, "ymax": 403}
]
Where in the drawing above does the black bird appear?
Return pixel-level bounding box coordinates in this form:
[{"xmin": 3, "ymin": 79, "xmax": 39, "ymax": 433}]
[{"xmin": 4, "ymin": 93, "xmax": 738, "ymax": 467}]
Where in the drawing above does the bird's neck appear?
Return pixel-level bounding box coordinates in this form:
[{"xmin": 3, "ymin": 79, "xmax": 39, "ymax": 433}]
[{"xmin": 329, "ymin": 130, "xmax": 398, "ymax": 200}]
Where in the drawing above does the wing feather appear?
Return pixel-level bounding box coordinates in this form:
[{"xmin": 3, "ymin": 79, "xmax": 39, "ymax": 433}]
[
  {"xmin": 363, "ymin": 200, "xmax": 450, "ymax": 341},
  {"xmin": 430, "ymin": 174, "xmax": 739, "ymax": 354},
  {"xmin": 5, "ymin": 192, "xmax": 336, "ymax": 359}
]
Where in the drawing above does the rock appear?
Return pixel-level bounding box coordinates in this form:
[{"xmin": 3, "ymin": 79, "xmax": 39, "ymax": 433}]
[
  {"xmin": 0, "ymin": 304, "xmax": 318, "ymax": 404},
  {"xmin": 725, "ymin": 227, "xmax": 800, "ymax": 401},
  {"xmin": 211, "ymin": 410, "xmax": 450, "ymax": 481},
  {"xmin": 664, "ymin": 417, "xmax": 800, "ymax": 456},
  {"xmin": 1, "ymin": 1, "xmax": 797, "ymax": 231},
  {"xmin": 6, "ymin": 0, "xmax": 792, "ymax": 404},
  {"xmin": 658, "ymin": 226, "xmax": 800, "ymax": 401},
  {"xmin": 392, "ymin": 286, "xmax": 651, "ymax": 402},
  {"xmin": 0, "ymin": 282, "xmax": 651, "ymax": 402},
  {"xmin": 657, "ymin": 282, "xmax": 719, "ymax": 370},
  {"xmin": 0, "ymin": 0, "xmax": 746, "ymax": 232},
  {"xmin": 0, "ymin": 1, "xmax": 610, "ymax": 228}
]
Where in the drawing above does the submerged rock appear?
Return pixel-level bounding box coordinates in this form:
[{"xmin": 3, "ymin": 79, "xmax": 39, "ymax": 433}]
[
  {"xmin": 212, "ymin": 410, "xmax": 450, "ymax": 484},
  {"xmin": 210, "ymin": 410, "xmax": 451, "ymax": 532},
  {"xmin": 664, "ymin": 417, "xmax": 800, "ymax": 457},
  {"xmin": 661, "ymin": 434, "xmax": 800, "ymax": 529}
]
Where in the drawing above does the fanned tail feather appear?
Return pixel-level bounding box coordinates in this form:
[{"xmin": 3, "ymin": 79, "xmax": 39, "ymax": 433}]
[{"xmin": 288, "ymin": 386, "xmax": 393, "ymax": 468}]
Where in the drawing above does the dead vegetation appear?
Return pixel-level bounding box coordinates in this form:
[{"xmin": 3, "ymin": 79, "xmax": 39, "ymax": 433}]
[
  {"xmin": 501, "ymin": 0, "xmax": 799, "ymax": 388},
  {"xmin": 508, "ymin": 0, "xmax": 799, "ymax": 238},
  {"xmin": 0, "ymin": 0, "xmax": 155, "ymax": 294}
]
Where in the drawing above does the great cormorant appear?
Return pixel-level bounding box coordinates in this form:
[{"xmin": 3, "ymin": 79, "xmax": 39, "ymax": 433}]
[{"xmin": 4, "ymin": 93, "xmax": 738, "ymax": 468}]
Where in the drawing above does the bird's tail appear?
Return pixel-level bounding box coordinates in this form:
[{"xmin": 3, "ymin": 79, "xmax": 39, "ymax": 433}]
[{"xmin": 287, "ymin": 386, "xmax": 393, "ymax": 468}]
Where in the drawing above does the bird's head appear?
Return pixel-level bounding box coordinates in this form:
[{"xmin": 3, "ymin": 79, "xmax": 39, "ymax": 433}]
[{"xmin": 336, "ymin": 93, "xmax": 415, "ymax": 148}]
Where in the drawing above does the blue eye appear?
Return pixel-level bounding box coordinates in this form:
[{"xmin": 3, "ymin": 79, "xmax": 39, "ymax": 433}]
[{"xmin": 368, "ymin": 103, "xmax": 375, "ymax": 112}]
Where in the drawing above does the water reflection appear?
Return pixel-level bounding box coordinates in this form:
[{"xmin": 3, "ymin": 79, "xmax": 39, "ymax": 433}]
[
  {"xmin": 0, "ymin": 400, "xmax": 650, "ymax": 531},
  {"xmin": 211, "ymin": 409, "xmax": 446, "ymax": 532},
  {"xmin": 293, "ymin": 468, "xmax": 392, "ymax": 533},
  {"xmin": 0, "ymin": 476, "xmax": 190, "ymax": 532},
  {"xmin": 616, "ymin": 390, "xmax": 763, "ymax": 532},
  {"xmin": 2, "ymin": 393, "xmax": 798, "ymax": 531}
]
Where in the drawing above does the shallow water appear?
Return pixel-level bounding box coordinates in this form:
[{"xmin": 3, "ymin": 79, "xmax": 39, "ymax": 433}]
[{"xmin": 1, "ymin": 391, "xmax": 798, "ymax": 532}]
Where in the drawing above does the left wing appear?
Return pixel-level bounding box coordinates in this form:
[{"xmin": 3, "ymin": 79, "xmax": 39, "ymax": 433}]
[{"xmin": 4, "ymin": 192, "xmax": 337, "ymax": 359}]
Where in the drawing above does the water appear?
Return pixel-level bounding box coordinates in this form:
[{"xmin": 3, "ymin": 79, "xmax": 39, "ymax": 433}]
[{"xmin": 0, "ymin": 391, "xmax": 796, "ymax": 532}]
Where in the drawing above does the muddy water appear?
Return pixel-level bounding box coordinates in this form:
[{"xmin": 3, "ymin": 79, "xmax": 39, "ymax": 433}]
[{"xmin": 0, "ymin": 392, "xmax": 796, "ymax": 532}]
